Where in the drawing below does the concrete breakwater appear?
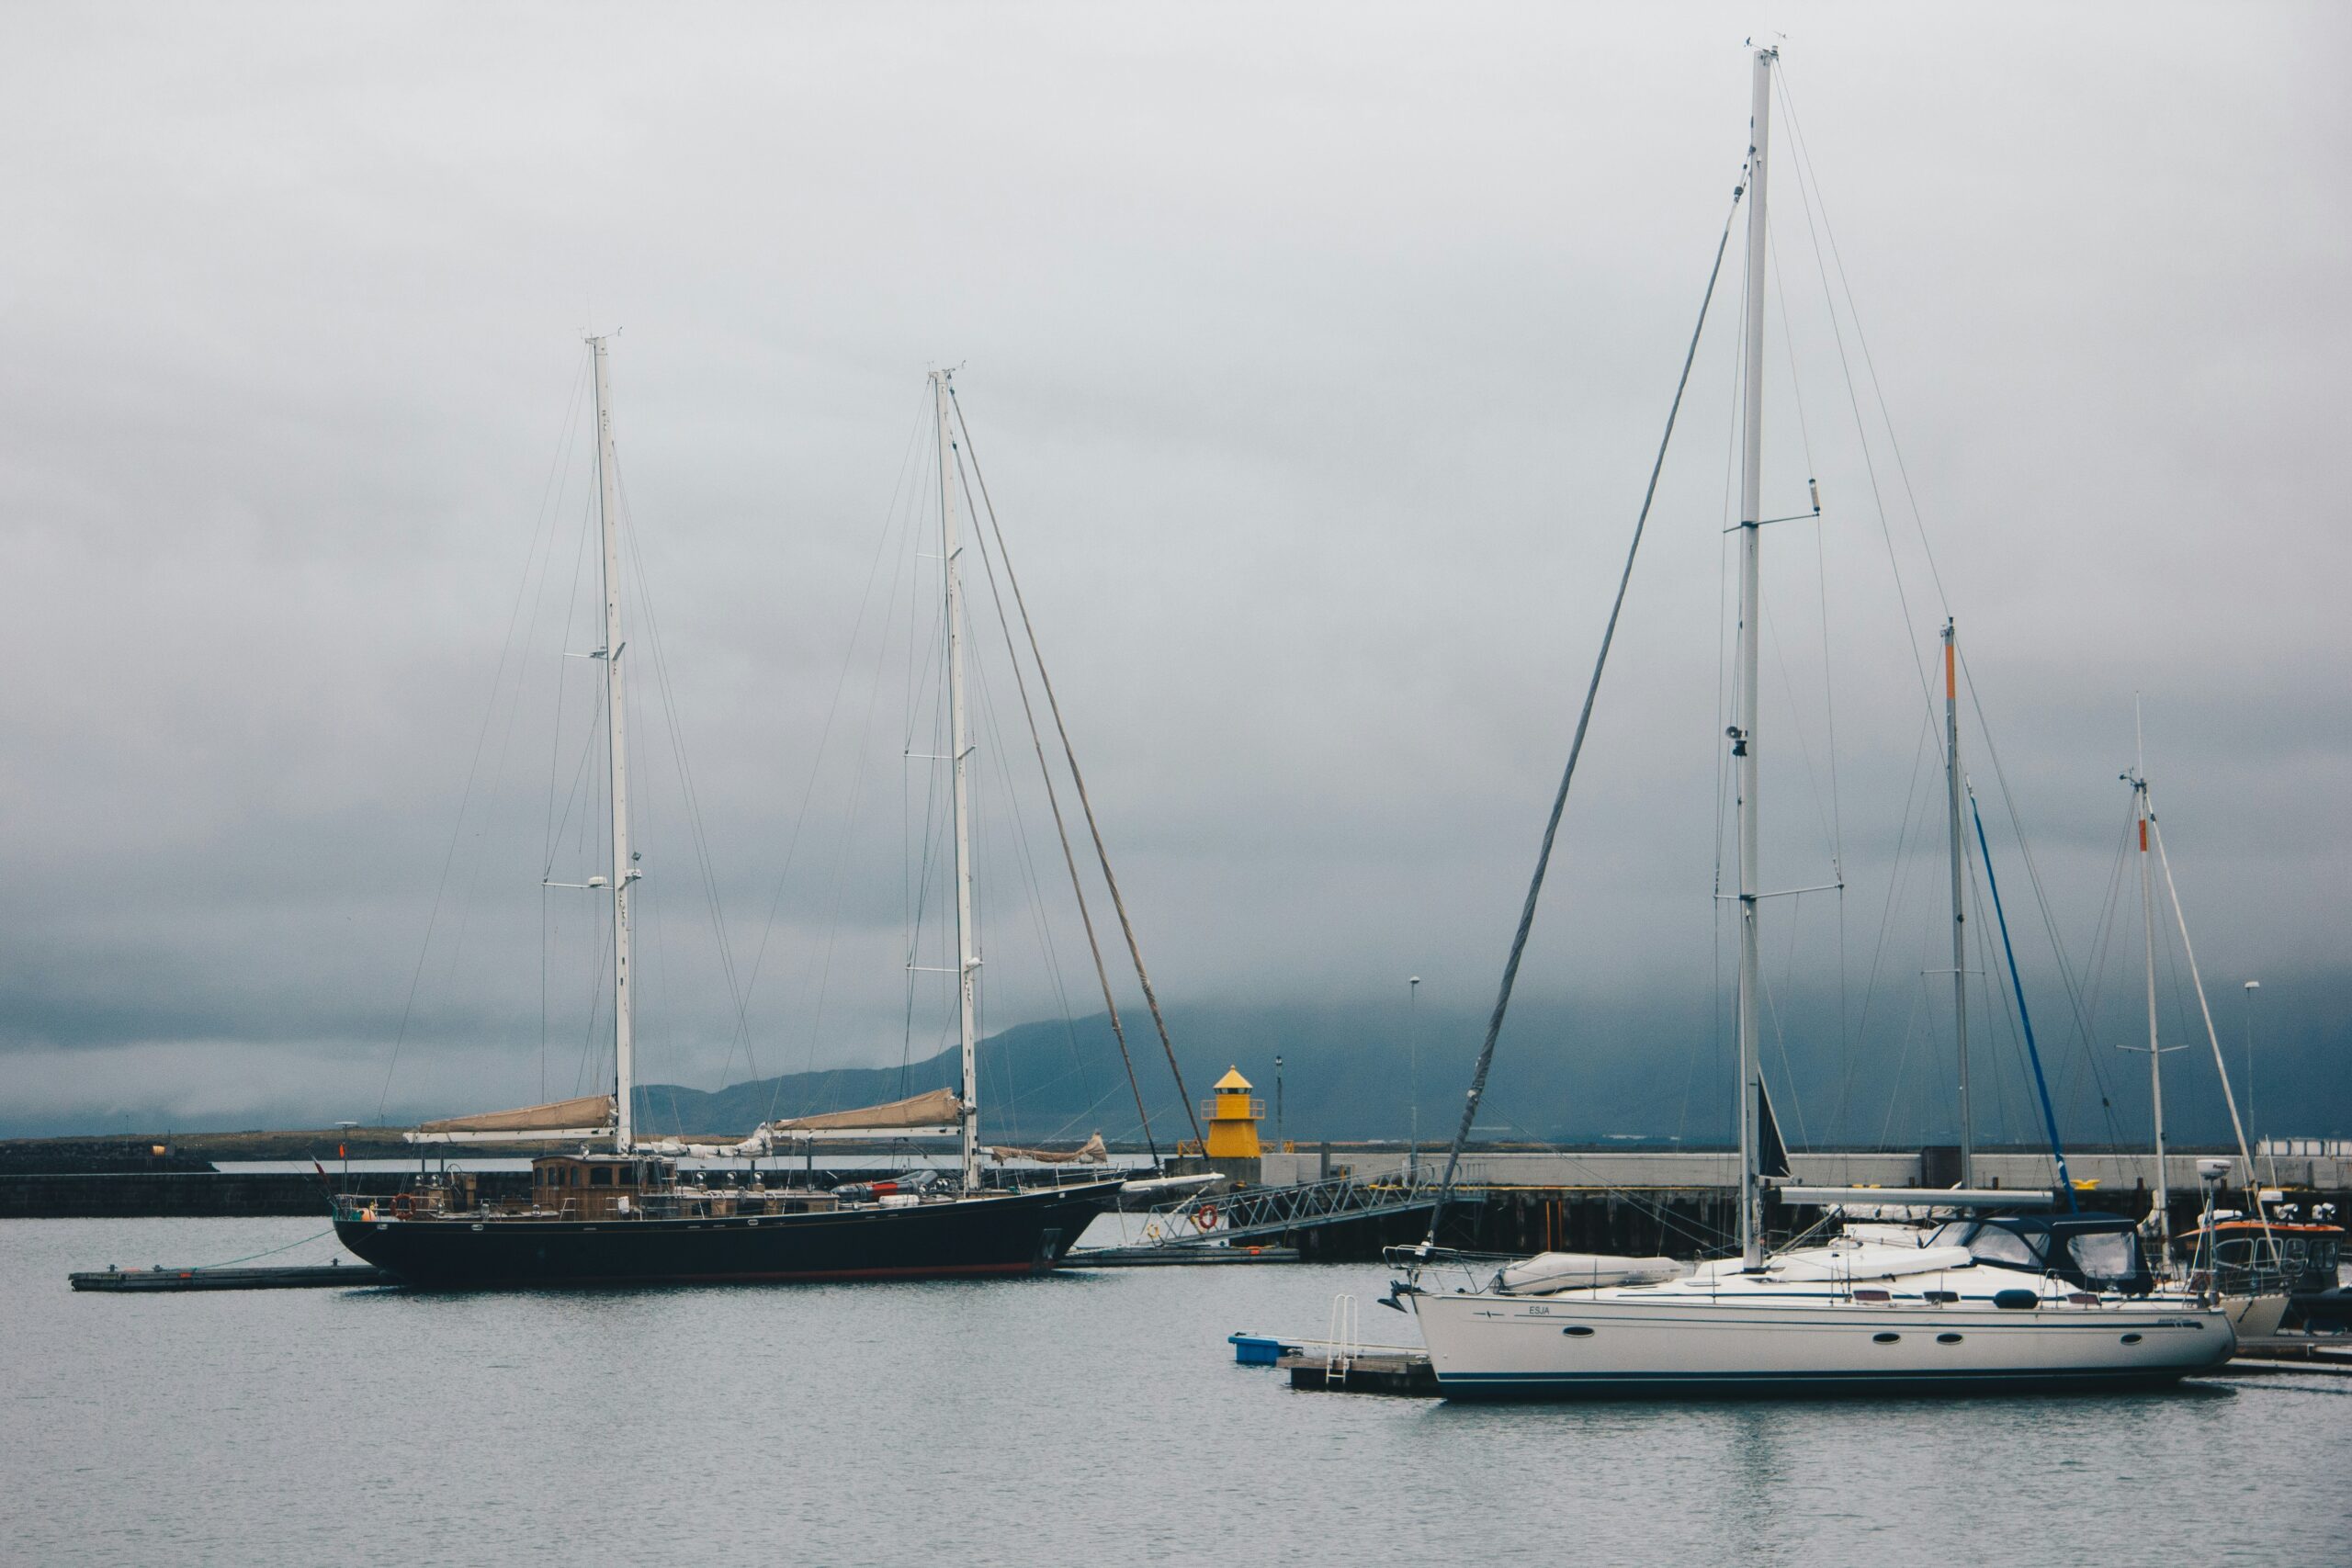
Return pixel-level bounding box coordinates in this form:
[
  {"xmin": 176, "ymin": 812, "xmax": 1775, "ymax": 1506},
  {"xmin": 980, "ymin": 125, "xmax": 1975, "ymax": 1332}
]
[{"xmin": 1, "ymin": 1171, "xmax": 530, "ymax": 1219}]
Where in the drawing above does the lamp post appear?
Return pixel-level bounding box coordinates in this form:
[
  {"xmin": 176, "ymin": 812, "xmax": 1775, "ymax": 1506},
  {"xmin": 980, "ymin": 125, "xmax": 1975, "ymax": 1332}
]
[
  {"xmin": 2244, "ymin": 980, "xmax": 2265, "ymax": 1186},
  {"xmin": 1408, "ymin": 976, "xmax": 1421, "ymax": 1179},
  {"xmin": 1274, "ymin": 1055, "xmax": 1284, "ymax": 1150}
]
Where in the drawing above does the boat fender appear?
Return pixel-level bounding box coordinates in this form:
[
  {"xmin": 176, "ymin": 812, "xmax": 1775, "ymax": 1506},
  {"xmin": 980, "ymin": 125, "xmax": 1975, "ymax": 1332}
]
[{"xmin": 1993, "ymin": 1289, "xmax": 2039, "ymax": 1310}]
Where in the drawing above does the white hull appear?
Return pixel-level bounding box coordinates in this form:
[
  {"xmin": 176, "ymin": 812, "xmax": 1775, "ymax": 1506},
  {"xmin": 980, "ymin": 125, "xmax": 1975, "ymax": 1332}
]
[
  {"xmin": 2220, "ymin": 1291, "xmax": 2289, "ymax": 1340},
  {"xmin": 1412, "ymin": 1254, "xmax": 2234, "ymax": 1399}
]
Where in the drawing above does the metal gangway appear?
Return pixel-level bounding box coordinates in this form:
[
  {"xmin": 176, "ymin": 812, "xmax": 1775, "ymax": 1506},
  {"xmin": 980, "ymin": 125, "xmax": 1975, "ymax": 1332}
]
[{"xmin": 1137, "ymin": 1168, "xmax": 1447, "ymax": 1249}]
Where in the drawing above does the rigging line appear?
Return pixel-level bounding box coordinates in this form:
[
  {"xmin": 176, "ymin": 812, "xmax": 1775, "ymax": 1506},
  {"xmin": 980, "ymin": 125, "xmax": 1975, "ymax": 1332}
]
[
  {"xmin": 1765, "ymin": 216, "xmax": 1824, "ymax": 491},
  {"xmin": 1771, "ymin": 198, "xmax": 1854, "ymax": 1066},
  {"xmin": 610, "ymin": 463, "xmax": 752, "ymax": 1082},
  {"xmin": 1838, "ymin": 705, "xmax": 1937, "ymax": 1135},
  {"xmin": 952, "ymin": 491, "xmax": 1093, "ymax": 1122},
  {"xmin": 963, "ymin": 616, "xmax": 1082, "ymax": 1128},
  {"xmin": 1954, "ymin": 648, "xmax": 2127, "ymax": 1136},
  {"xmin": 1969, "ymin": 782, "xmax": 2077, "ymax": 1204},
  {"xmin": 2072, "ymin": 804, "xmax": 2139, "ymax": 1137},
  {"xmin": 952, "ymin": 437, "xmax": 1160, "ymax": 1160},
  {"xmin": 1975, "ymin": 875, "xmax": 2030, "ymax": 1147},
  {"xmin": 1770, "ymin": 65, "xmax": 1940, "ymax": 728},
  {"xmin": 571, "ymin": 892, "xmax": 611, "ymax": 1098},
  {"xmin": 1419, "ymin": 183, "xmax": 1744, "ymax": 1251},
  {"xmin": 1761, "ymin": 598, "xmax": 1838, "ymax": 867},
  {"xmin": 376, "ymin": 359, "xmax": 589, "ymax": 1118},
  {"xmin": 718, "ymin": 407, "xmax": 925, "ymax": 1118},
  {"xmin": 898, "ymin": 505, "xmax": 952, "ymax": 1092},
  {"xmin": 1755, "ymin": 919, "xmax": 1813, "ymax": 1151},
  {"xmin": 1697, "ymin": 198, "xmax": 1749, "ymax": 1148},
  {"xmin": 955, "ymin": 465, "xmax": 1110, "ymax": 1142},
  {"xmin": 1873, "ymin": 969, "xmax": 1931, "ymax": 1152},
  {"xmin": 2147, "ymin": 807, "xmax": 2265, "ymax": 1203},
  {"xmin": 769, "ymin": 486, "xmax": 927, "ymax": 1130},
  {"xmin": 537, "ymin": 373, "xmax": 595, "ymax": 1097},
  {"xmin": 1776, "ymin": 63, "xmax": 1953, "ymax": 615},
  {"xmin": 947, "ymin": 384, "xmax": 1204, "ymax": 1152}
]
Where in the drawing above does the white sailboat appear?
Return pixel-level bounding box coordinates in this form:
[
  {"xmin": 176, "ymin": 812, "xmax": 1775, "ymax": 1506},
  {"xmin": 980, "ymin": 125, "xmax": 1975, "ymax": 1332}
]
[
  {"xmin": 2121, "ymin": 724, "xmax": 2291, "ymax": 1339},
  {"xmin": 1398, "ymin": 46, "xmax": 2233, "ymax": 1396}
]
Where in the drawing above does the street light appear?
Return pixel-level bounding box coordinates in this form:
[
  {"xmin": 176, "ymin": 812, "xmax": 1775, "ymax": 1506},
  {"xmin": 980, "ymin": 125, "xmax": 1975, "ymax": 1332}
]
[
  {"xmin": 1408, "ymin": 976, "xmax": 1421, "ymax": 1178},
  {"xmin": 2244, "ymin": 980, "xmax": 2266, "ymax": 1185},
  {"xmin": 1274, "ymin": 1055, "xmax": 1284, "ymax": 1149}
]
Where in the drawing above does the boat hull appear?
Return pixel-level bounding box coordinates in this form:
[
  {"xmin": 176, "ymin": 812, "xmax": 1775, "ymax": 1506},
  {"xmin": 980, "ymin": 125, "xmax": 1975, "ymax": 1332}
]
[
  {"xmin": 1412, "ymin": 1291, "xmax": 2236, "ymax": 1400},
  {"xmin": 2220, "ymin": 1291, "xmax": 2290, "ymax": 1340},
  {"xmin": 334, "ymin": 1181, "xmax": 1119, "ymax": 1289}
]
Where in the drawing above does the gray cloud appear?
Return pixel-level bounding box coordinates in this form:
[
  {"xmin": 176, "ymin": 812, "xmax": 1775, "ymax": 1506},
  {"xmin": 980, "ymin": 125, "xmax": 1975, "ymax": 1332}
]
[{"xmin": 2, "ymin": 4, "xmax": 2346, "ymax": 1138}]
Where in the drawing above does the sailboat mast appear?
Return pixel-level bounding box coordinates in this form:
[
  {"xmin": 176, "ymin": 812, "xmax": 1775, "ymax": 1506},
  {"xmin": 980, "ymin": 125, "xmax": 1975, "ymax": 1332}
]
[
  {"xmin": 2131, "ymin": 709, "xmax": 2169, "ymax": 1246},
  {"xmin": 933, "ymin": 369, "xmax": 981, "ymax": 1193},
  {"xmin": 1734, "ymin": 44, "xmax": 1775, "ymax": 1270},
  {"xmin": 1943, "ymin": 620, "xmax": 1973, "ymax": 1185},
  {"xmin": 590, "ymin": 335, "xmax": 637, "ymax": 1156}
]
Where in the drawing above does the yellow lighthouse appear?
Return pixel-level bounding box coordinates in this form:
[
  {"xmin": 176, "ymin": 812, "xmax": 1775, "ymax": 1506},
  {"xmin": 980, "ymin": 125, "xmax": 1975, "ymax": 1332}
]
[{"xmin": 1204, "ymin": 1066, "xmax": 1263, "ymax": 1160}]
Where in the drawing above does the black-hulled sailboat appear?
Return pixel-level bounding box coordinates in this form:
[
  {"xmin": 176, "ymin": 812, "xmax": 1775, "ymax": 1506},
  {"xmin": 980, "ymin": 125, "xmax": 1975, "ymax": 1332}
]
[{"xmin": 334, "ymin": 348, "xmax": 1119, "ymax": 1286}]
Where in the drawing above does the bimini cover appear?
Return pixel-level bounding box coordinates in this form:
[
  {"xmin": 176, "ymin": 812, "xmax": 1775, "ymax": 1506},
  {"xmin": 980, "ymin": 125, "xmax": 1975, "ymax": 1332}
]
[
  {"xmin": 411, "ymin": 1094, "xmax": 616, "ymax": 1137},
  {"xmin": 1497, "ymin": 1253, "xmax": 1687, "ymax": 1293},
  {"xmin": 765, "ymin": 1088, "xmax": 967, "ymax": 1134}
]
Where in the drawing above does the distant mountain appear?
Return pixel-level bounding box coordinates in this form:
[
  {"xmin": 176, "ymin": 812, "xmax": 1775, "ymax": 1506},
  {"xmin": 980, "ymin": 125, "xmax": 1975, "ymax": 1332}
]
[{"xmin": 634, "ymin": 987, "xmax": 2351, "ymax": 1148}]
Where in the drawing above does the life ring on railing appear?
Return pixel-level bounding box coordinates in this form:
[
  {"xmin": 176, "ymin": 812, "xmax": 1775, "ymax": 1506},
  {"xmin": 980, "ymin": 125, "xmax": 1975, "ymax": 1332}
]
[
  {"xmin": 392, "ymin": 1193, "xmax": 413, "ymax": 1217},
  {"xmin": 1193, "ymin": 1203, "xmax": 1220, "ymax": 1232},
  {"xmin": 1143, "ymin": 1222, "xmax": 1162, "ymax": 1241}
]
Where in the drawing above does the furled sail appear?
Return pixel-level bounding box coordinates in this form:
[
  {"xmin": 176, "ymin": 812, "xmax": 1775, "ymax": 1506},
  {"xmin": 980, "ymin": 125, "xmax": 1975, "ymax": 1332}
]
[
  {"xmin": 1495, "ymin": 1253, "xmax": 1686, "ymax": 1294},
  {"xmin": 730, "ymin": 1089, "xmax": 967, "ymax": 1155},
  {"xmin": 987, "ymin": 1133, "xmax": 1108, "ymax": 1166},
  {"xmin": 406, "ymin": 1094, "xmax": 616, "ymax": 1145},
  {"xmin": 1758, "ymin": 1080, "xmax": 1792, "ymax": 1180}
]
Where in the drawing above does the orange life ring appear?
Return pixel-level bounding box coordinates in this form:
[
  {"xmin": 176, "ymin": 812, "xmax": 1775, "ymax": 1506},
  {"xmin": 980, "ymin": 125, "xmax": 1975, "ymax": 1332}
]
[
  {"xmin": 392, "ymin": 1192, "xmax": 413, "ymax": 1216},
  {"xmin": 1194, "ymin": 1202, "xmax": 1220, "ymax": 1231}
]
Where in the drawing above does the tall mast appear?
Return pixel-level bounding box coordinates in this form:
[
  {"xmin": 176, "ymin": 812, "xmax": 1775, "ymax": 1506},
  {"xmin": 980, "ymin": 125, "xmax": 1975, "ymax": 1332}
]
[
  {"xmin": 1943, "ymin": 620, "xmax": 1973, "ymax": 1185},
  {"xmin": 933, "ymin": 369, "xmax": 981, "ymax": 1193},
  {"xmin": 2131, "ymin": 704, "xmax": 2169, "ymax": 1245},
  {"xmin": 590, "ymin": 336, "xmax": 638, "ymax": 1155},
  {"xmin": 1733, "ymin": 44, "xmax": 1775, "ymax": 1270}
]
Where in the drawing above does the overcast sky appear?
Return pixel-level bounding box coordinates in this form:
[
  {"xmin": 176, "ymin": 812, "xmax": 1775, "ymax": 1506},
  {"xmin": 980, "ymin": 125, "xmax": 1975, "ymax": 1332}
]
[{"xmin": 2, "ymin": 3, "xmax": 2345, "ymax": 1136}]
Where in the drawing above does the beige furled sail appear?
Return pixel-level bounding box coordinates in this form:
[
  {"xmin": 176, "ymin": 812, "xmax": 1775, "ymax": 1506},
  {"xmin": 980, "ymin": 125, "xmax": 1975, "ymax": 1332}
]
[
  {"xmin": 406, "ymin": 1094, "xmax": 617, "ymax": 1145},
  {"xmin": 730, "ymin": 1089, "xmax": 967, "ymax": 1155},
  {"xmin": 988, "ymin": 1133, "xmax": 1108, "ymax": 1166}
]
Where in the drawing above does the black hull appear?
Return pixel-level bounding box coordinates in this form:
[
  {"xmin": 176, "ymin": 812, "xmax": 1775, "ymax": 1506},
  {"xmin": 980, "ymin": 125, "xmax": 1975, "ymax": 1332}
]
[{"xmin": 334, "ymin": 1181, "xmax": 1119, "ymax": 1289}]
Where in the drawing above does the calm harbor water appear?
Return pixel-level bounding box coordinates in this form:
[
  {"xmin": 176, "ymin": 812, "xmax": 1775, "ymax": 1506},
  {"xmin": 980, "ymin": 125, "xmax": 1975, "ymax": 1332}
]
[{"xmin": 5, "ymin": 1216, "xmax": 2346, "ymax": 1565}]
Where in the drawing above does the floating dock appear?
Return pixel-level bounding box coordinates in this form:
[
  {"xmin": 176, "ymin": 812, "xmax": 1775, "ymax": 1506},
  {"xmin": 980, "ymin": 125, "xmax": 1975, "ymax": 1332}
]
[
  {"xmin": 2224, "ymin": 1336, "xmax": 2352, "ymax": 1376},
  {"xmin": 1066, "ymin": 1245, "xmax": 1299, "ymax": 1267},
  {"xmin": 1276, "ymin": 1346, "xmax": 1439, "ymax": 1395},
  {"xmin": 69, "ymin": 1262, "xmax": 396, "ymax": 1292}
]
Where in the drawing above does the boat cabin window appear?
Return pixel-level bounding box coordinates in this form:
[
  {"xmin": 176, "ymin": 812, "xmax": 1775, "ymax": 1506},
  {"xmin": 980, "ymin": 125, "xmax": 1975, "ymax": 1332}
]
[
  {"xmin": 1925, "ymin": 1221, "xmax": 2044, "ymax": 1269},
  {"xmin": 2066, "ymin": 1231, "xmax": 2135, "ymax": 1282},
  {"xmin": 590, "ymin": 1167, "xmax": 612, "ymax": 1187},
  {"xmin": 1966, "ymin": 1226, "xmax": 2042, "ymax": 1269}
]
